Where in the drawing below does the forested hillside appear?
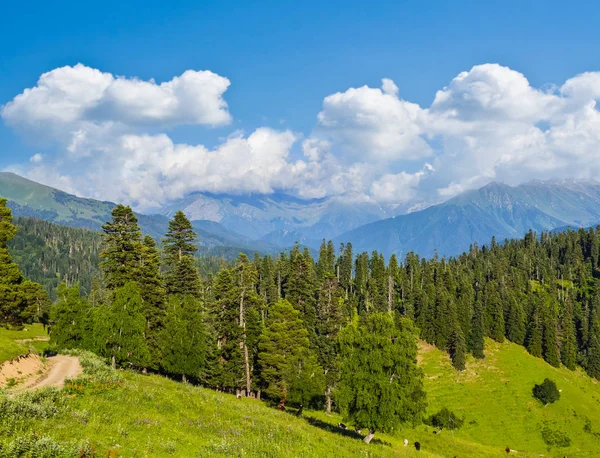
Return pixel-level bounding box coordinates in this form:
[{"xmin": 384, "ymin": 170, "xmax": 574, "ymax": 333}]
[{"xmin": 8, "ymin": 217, "xmax": 102, "ymax": 298}]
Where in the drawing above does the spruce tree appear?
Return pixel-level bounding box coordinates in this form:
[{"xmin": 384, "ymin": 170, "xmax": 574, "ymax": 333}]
[
  {"xmin": 561, "ymin": 298, "xmax": 578, "ymax": 370},
  {"xmin": 99, "ymin": 205, "xmax": 142, "ymax": 290},
  {"xmin": 103, "ymin": 282, "xmax": 151, "ymax": 369},
  {"xmin": 526, "ymin": 296, "xmax": 544, "ymax": 358},
  {"xmin": 258, "ymin": 300, "xmax": 324, "ymax": 408},
  {"xmin": 542, "ymin": 297, "xmax": 561, "ymax": 367},
  {"xmin": 163, "ymin": 211, "xmax": 201, "ymax": 297},
  {"xmin": 336, "ymin": 314, "xmax": 426, "ymax": 444},
  {"xmin": 139, "ymin": 235, "xmax": 166, "ymax": 368},
  {"xmin": 506, "ymin": 295, "xmax": 526, "ymax": 345},
  {"xmin": 0, "ymin": 198, "xmax": 48, "ymax": 326},
  {"xmin": 160, "ymin": 295, "xmax": 207, "ymax": 382},
  {"xmin": 49, "ymin": 283, "xmax": 87, "ymax": 350},
  {"xmin": 286, "ymin": 246, "xmax": 317, "ymax": 339},
  {"xmin": 450, "ymin": 326, "xmax": 467, "ymax": 371},
  {"xmin": 469, "ymin": 298, "xmax": 485, "ymax": 358},
  {"xmin": 586, "ymin": 308, "xmax": 600, "ymax": 379}
]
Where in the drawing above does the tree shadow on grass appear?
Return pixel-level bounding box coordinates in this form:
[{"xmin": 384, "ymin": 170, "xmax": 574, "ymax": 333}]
[{"xmin": 304, "ymin": 416, "xmax": 391, "ymax": 446}]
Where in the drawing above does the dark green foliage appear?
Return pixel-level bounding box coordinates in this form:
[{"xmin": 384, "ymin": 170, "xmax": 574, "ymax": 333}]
[
  {"xmin": 160, "ymin": 295, "xmax": 207, "ymax": 381},
  {"xmin": 540, "ymin": 422, "xmax": 571, "ymax": 447},
  {"xmin": 49, "ymin": 283, "xmax": 87, "ymax": 350},
  {"xmin": 450, "ymin": 326, "xmax": 467, "ymax": 371},
  {"xmin": 101, "ymin": 282, "xmax": 151, "ymax": 368},
  {"xmin": 425, "ymin": 407, "xmax": 464, "ymax": 430},
  {"xmin": 0, "ymin": 199, "xmax": 49, "ymax": 326},
  {"xmin": 469, "ymin": 299, "xmax": 485, "ymax": 359},
  {"xmin": 99, "ymin": 205, "xmax": 142, "ymax": 290},
  {"xmin": 8, "ymin": 217, "xmax": 101, "ymax": 299},
  {"xmin": 163, "ymin": 211, "xmax": 201, "ymax": 297},
  {"xmin": 258, "ymin": 300, "xmax": 324, "ymax": 407},
  {"xmin": 533, "ymin": 378, "xmax": 561, "ymax": 405},
  {"xmin": 335, "ymin": 314, "xmax": 426, "ymax": 435}
]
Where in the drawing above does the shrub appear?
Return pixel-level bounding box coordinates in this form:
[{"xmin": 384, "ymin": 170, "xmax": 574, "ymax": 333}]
[
  {"xmin": 533, "ymin": 378, "xmax": 560, "ymax": 405},
  {"xmin": 0, "ymin": 433, "xmax": 94, "ymax": 458},
  {"xmin": 424, "ymin": 407, "xmax": 464, "ymax": 430},
  {"xmin": 0, "ymin": 388, "xmax": 64, "ymax": 421},
  {"xmin": 62, "ymin": 349, "xmax": 122, "ymax": 385},
  {"xmin": 541, "ymin": 423, "xmax": 571, "ymax": 447}
]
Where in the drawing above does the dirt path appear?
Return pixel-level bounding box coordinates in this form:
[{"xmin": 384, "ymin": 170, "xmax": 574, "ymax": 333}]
[
  {"xmin": 27, "ymin": 355, "xmax": 82, "ymax": 390},
  {"xmin": 2, "ymin": 354, "xmax": 83, "ymax": 391}
]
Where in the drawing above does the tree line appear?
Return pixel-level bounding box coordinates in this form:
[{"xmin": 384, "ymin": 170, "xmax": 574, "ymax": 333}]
[
  {"xmin": 47, "ymin": 204, "xmax": 425, "ymax": 442},
  {"xmin": 8, "ymin": 195, "xmax": 600, "ymax": 441}
]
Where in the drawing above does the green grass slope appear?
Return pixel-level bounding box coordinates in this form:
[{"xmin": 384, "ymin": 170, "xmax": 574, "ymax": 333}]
[
  {"xmin": 420, "ymin": 338, "xmax": 600, "ymax": 457},
  {"xmin": 0, "ymin": 324, "xmax": 48, "ymax": 363},
  {"xmin": 3, "ymin": 329, "xmax": 600, "ymax": 457}
]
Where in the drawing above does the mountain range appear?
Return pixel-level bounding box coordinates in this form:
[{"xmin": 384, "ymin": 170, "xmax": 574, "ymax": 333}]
[{"xmin": 2, "ymin": 171, "xmax": 600, "ymax": 259}]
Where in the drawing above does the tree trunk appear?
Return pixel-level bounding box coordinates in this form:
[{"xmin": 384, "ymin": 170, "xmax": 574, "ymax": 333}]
[
  {"xmin": 182, "ymin": 374, "xmax": 187, "ymax": 384},
  {"xmin": 239, "ymin": 283, "xmax": 252, "ymax": 397},
  {"xmin": 243, "ymin": 343, "xmax": 251, "ymax": 396},
  {"xmin": 364, "ymin": 429, "xmax": 375, "ymax": 444},
  {"xmin": 256, "ymin": 389, "xmax": 261, "ymax": 400},
  {"xmin": 325, "ymin": 387, "xmax": 332, "ymax": 413},
  {"xmin": 111, "ymin": 355, "xmax": 116, "ymax": 370}
]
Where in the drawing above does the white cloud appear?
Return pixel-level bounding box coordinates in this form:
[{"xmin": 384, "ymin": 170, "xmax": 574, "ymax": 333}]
[
  {"xmin": 316, "ymin": 78, "xmax": 432, "ymax": 161},
  {"xmin": 1, "ymin": 64, "xmax": 231, "ymax": 138},
  {"xmin": 4, "ymin": 63, "xmax": 600, "ymax": 212},
  {"xmin": 29, "ymin": 153, "xmax": 43, "ymax": 163},
  {"xmin": 370, "ymin": 163, "xmax": 433, "ymax": 203}
]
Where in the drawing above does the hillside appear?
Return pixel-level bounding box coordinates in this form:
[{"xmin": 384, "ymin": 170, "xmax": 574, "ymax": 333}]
[
  {"xmin": 336, "ymin": 180, "xmax": 600, "ymax": 258},
  {"xmin": 0, "ymin": 173, "xmax": 275, "ymax": 255},
  {"xmin": 3, "ymin": 329, "xmax": 600, "ymax": 456}
]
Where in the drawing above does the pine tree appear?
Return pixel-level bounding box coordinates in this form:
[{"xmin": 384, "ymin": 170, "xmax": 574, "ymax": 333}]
[
  {"xmin": 258, "ymin": 300, "xmax": 324, "ymax": 408},
  {"xmin": 49, "ymin": 283, "xmax": 87, "ymax": 350},
  {"xmin": 561, "ymin": 298, "xmax": 578, "ymax": 370},
  {"xmin": 336, "ymin": 314, "xmax": 426, "ymax": 444},
  {"xmin": 485, "ymin": 281, "xmax": 505, "ymax": 342},
  {"xmin": 139, "ymin": 235, "xmax": 166, "ymax": 368},
  {"xmin": 586, "ymin": 307, "xmax": 600, "ymax": 379},
  {"xmin": 315, "ymin": 276, "xmax": 345, "ymax": 412},
  {"xmin": 526, "ymin": 295, "xmax": 544, "ymax": 358},
  {"xmin": 160, "ymin": 295, "xmax": 207, "ymax": 382},
  {"xmin": 163, "ymin": 211, "xmax": 201, "ymax": 297},
  {"xmin": 103, "ymin": 282, "xmax": 150, "ymax": 369},
  {"xmin": 450, "ymin": 326, "xmax": 467, "ymax": 371},
  {"xmin": 0, "ymin": 198, "xmax": 48, "ymax": 326},
  {"xmin": 542, "ymin": 297, "xmax": 561, "ymax": 367},
  {"xmin": 99, "ymin": 205, "xmax": 142, "ymax": 290},
  {"xmin": 506, "ymin": 295, "xmax": 526, "ymax": 345},
  {"xmin": 286, "ymin": 246, "xmax": 317, "ymax": 339},
  {"xmin": 469, "ymin": 298, "xmax": 485, "ymax": 358}
]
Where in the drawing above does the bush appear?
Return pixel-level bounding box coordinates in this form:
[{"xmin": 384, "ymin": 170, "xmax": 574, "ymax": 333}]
[
  {"xmin": 541, "ymin": 423, "xmax": 571, "ymax": 447},
  {"xmin": 61, "ymin": 349, "xmax": 122, "ymax": 385},
  {"xmin": 424, "ymin": 407, "xmax": 464, "ymax": 430},
  {"xmin": 0, "ymin": 388, "xmax": 64, "ymax": 421},
  {"xmin": 0, "ymin": 433, "xmax": 93, "ymax": 458},
  {"xmin": 533, "ymin": 378, "xmax": 560, "ymax": 405}
]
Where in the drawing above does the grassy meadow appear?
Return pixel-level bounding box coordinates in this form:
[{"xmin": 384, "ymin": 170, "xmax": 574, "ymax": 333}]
[{"xmin": 2, "ymin": 328, "xmax": 600, "ymax": 456}]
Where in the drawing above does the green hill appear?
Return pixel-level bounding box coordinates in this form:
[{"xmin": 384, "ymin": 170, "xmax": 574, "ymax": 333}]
[{"xmin": 4, "ymin": 330, "xmax": 600, "ymax": 457}]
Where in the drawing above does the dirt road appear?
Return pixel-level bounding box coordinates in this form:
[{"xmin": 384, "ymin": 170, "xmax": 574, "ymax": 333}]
[{"xmin": 16, "ymin": 355, "xmax": 83, "ymax": 390}]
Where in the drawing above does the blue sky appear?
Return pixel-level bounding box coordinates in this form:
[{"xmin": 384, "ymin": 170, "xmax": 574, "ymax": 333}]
[{"xmin": 2, "ymin": 0, "xmax": 600, "ymax": 210}]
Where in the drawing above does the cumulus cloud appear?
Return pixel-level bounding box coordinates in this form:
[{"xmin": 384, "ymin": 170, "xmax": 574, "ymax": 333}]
[
  {"xmin": 316, "ymin": 78, "xmax": 432, "ymax": 161},
  {"xmin": 3, "ymin": 63, "xmax": 600, "ymax": 212},
  {"xmin": 1, "ymin": 64, "xmax": 231, "ymax": 138}
]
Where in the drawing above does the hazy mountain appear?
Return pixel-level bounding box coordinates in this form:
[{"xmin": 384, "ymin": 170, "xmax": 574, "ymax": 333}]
[
  {"xmin": 336, "ymin": 180, "xmax": 600, "ymax": 259},
  {"xmin": 0, "ymin": 172, "xmax": 271, "ymax": 252},
  {"xmin": 160, "ymin": 192, "xmax": 387, "ymax": 242}
]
